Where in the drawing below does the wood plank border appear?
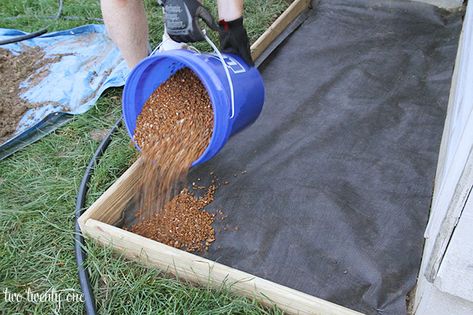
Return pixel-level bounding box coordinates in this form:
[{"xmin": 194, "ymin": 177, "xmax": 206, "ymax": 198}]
[
  {"xmin": 83, "ymin": 218, "xmax": 361, "ymax": 315},
  {"xmin": 79, "ymin": 156, "xmax": 362, "ymax": 314},
  {"xmin": 251, "ymin": 0, "xmax": 311, "ymax": 60},
  {"xmin": 78, "ymin": 158, "xmax": 143, "ymax": 227}
]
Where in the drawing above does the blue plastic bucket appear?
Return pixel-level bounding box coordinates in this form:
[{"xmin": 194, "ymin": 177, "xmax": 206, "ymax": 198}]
[{"xmin": 122, "ymin": 49, "xmax": 265, "ymax": 166}]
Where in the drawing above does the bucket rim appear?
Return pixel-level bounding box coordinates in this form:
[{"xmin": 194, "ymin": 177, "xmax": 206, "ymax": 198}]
[{"xmin": 122, "ymin": 50, "xmax": 232, "ymax": 167}]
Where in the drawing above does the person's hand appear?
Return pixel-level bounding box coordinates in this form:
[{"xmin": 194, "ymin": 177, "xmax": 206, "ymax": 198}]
[
  {"xmin": 219, "ymin": 17, "xmax": 254, "ymax": 66},
  {"xmin": 160, "ymin": 0, "xmax": 220, "ymax": 43}
]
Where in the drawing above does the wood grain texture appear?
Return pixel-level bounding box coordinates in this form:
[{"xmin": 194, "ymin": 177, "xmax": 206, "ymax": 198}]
[
  {"xmin": 250, "ymin": 0, "xmax": 311, "ymax": 60},
  {"xmin": 84, "ymin": 218, "xmax": 363, "ymax": 315},
  {"xmin": 78, "ymin": 157, "xmax": 143, "ymax": 227}
]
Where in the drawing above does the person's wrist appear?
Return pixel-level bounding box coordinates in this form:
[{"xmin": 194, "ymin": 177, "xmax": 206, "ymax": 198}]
[
  {"xmin": 226, "ymin": 17, "xmax": 244, "ymax": 28},
  {"xmin": 218, "ymin": 17, "xmax": 243, "ymax": 31}
]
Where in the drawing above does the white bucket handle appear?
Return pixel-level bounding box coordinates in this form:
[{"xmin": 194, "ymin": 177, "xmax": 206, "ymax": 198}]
[
  {"xmin": 202, "ymin": 30, "xmax": 236, "ymax": 119},
  {"xmin": 151, "ymin": 30, "xmax": 236, "ymax": 119}
]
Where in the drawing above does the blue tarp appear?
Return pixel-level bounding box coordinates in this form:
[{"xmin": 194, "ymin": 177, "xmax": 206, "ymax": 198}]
[{"xmin": 0, "ymin": 24, "xmax": 128, "ymax": 151}]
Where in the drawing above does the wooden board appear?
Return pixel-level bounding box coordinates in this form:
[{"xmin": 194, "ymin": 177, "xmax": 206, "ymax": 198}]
[
  {"xmin": 251, "ymin": 0, "xmax": 311, "ymax": 60},
  {"xmin": 84, "ymin": 217, "xmax": 361, "ymax": 315},
  {"xmin": 79, "ymin": 1, "xmax": 363, "ymax": 314},
  {"xmin": 79, "ymin": 156, "xmax": 361, "ymax": 315},
  {"xmin": 78, "ymin": 157, "xmax": 143, "ymax": 227}
]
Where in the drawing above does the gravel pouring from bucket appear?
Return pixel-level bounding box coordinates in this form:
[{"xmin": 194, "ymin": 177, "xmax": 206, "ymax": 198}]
[{"xmin": 122, "ymin": 38, "xmax": 265, "ymax": 166}]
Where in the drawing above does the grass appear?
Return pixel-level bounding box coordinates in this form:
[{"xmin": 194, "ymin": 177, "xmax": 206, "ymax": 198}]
[{"xmin": 0, "ymin": 0, "xmax": 287, "ymax": 314}]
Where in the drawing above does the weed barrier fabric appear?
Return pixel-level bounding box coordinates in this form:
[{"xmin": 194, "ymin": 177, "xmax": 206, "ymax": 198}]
[
  {"xmin": 189, "ymin": 1, "xmax": 461, "ymax": 314},
  {"xmin": 122, "ymin": 0, "xmax": 461, "ymax": 313}
]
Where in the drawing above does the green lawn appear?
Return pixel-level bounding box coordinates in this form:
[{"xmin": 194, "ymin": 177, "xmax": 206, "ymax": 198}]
[{"xmin": 0, "ymin": 1, "xmax": 287, "ymax": 313}]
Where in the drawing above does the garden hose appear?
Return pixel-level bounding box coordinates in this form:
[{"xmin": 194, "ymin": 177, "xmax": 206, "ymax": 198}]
[
  {"xmin": 0, "ymin": 0, "xmax": 63, "ymax": 46},
  {"xmin": 0, "ymin": 29, "xmax": 49, "ymax": 46},
  {"xmin": 75, "ymin": 118, "xmax": 122, "ymax": 315}
]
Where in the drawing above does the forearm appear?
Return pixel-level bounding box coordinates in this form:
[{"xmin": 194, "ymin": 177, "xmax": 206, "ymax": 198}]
[{"xmin": 217, "ymin": 0, "xmax": 243, "ymax": 21}]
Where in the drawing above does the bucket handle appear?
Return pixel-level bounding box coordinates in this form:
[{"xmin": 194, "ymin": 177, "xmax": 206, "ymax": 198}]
[
  {"xmin": 151, "ymin": 31, "xmax": 236, "ymax": 119},
  {"xmin": 202, "ymin": 30, "xmax": 236, "ymax": 119}
]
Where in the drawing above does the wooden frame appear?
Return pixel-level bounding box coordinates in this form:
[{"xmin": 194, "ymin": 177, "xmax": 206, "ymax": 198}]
[
  {"xmin": 250, "ymin": 0, "xmax": 312, "ymax": 60},
  {"xmin": 79, "ymin": 159, "xmax": 361, "ymax": 315},
  {"xmin": 79, "ymin": 1, "xmax": 362, "ymax": 314}
]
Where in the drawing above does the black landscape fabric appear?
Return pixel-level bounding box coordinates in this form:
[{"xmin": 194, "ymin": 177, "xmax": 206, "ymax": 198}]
[
  {"xmin": 123, "ymin": 0, "xmax": 462, "ymax": 314},
  {"xmin": 190, "ymin": 1, "xmax": 461, "ymax": 314}
]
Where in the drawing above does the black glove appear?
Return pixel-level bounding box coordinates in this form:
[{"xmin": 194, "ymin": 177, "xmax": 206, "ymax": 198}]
[
  {"xmin": 160, "ymin": 0, "xmax": 220, "ymax": 43},
  {"xmin": 219, "ymin": 17, "xmax": 254, "ymax": 66}
]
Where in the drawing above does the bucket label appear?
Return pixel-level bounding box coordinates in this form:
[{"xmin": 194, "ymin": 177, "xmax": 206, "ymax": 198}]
[{"xmin": 209, "ymin": 54, "xmax": 246, "ymax": 74}]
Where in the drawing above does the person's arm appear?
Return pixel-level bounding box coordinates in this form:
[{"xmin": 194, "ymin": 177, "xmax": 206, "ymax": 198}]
[
  {"xmin": 217, "ymin": 0, "xmax": 243, "ymax": 21},
  {"xmin": 100, "ymin": 0, "xmax": 149, "ymax": 69}
]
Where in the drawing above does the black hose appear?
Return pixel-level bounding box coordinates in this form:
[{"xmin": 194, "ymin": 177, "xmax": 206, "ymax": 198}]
[
  {"xmin": 0, "ymin": 29, "xmax": 48, "ymax": 46},
  {"xmin": 0, "ymin": 0, "xmax": 63, "ymax": 46},
  {"xmin": 74, "ymin": 118, "xmax": 122, "ymax": 315},
  {"xmin": 52, "ymin": 0, "xmax": 64, "ymax": 20}
]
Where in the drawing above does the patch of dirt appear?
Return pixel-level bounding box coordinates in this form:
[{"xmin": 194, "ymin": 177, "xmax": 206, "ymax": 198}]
[
  {"xmin": 0, "ymin": 46, "xmax": 72, "ymax": 144},
  {"xmin": 89, "ymin": 128, "xmax": 109, "ymax": 142},
  {"xmin": 406, "ymin": 286, "xmax": 416, "ymax": 315},
  {"xmin": 130, "ymin": 67, "xmax": 216, "ymax": 253},
  {"xmin": 80, "ymin": 66, "xmax": 115, "ymax": 105},
  {"xmin": 130, "ymin": 185, "xmax": 217, "ymax": 252}
]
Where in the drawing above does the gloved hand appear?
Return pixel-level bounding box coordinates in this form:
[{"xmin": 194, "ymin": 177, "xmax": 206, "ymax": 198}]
[
  {"xmin": 159, "ymin": 0, "xmax": 220, "ymax": 43},
  {"xmin": 219, "ymin": 17, "xmax": 254, "ymax": 66}
]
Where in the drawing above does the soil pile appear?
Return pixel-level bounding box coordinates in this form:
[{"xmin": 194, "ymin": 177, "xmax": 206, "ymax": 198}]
[
  {"xmin": 0, "ymin": 46, "xmax": 66, "ymax": 143},
  {"xmin": 130, "ymin": 185, "xmax": 217, "ymax": 252},
  {"xmin": 131, "ymin": 67, "xmax": 215, "ymax": 252}
]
